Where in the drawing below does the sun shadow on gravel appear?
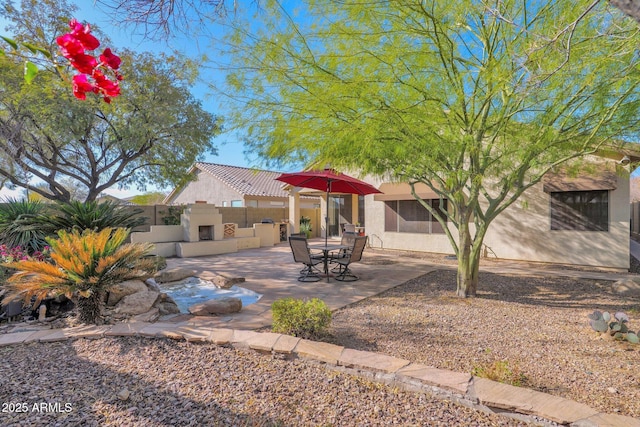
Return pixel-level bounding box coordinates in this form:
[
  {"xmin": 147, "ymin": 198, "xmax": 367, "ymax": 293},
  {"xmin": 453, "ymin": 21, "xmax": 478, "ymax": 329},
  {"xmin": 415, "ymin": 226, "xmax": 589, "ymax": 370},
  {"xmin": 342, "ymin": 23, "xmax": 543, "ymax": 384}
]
[
  {"xmin": 0, "ymin": 338, "xmax": 285, "ymax": 427},
  {"xmin": 376, "ymin": 269, "xmax": 639, "ymax": 312},
  {"xmin": 1, "ymin": 336, "xmax": 526, "ymax": 426},
  {"xmin": 327, "ymin": 269, "xmax": 640, "ymax": 418}
]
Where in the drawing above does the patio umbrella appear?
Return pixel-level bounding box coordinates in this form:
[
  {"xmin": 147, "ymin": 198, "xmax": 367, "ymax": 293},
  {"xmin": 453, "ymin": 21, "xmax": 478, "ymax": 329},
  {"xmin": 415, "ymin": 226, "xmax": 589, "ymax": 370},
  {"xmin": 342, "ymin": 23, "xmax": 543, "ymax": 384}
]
[{"xmin": 275, "ymin": 168, "xmax": 382, "ymax": 246}]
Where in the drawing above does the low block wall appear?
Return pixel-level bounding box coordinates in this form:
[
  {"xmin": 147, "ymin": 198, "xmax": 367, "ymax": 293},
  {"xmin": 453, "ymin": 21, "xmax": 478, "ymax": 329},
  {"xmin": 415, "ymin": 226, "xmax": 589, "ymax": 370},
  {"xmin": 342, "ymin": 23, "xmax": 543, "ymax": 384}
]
[
  {"xmin": 148, "ymin": 242, "xmax": 177, "ymax": 257},
  {"xmin": 176, "ymin": 239, "xmax": 238, "ymax": 257},
  {"xmin": 131, "ymin": 225, "xmax": 183, "ymax": 244}
]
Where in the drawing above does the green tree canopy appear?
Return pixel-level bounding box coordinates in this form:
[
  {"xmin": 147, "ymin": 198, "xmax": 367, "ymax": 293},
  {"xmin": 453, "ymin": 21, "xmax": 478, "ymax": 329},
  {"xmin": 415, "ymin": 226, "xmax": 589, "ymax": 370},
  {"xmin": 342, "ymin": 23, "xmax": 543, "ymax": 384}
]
[
  {"xmin": 218, "ymin": 0, "xmax": 640, "ymax": 296},
  {"xmin": 0, "ymin": 0, "xmax": 221, "ymax": 202}
]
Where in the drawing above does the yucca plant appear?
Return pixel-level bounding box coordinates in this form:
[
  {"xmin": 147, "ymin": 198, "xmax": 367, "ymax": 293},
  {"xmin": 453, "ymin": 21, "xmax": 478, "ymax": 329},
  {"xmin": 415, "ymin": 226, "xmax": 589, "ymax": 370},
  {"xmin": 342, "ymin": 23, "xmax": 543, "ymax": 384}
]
[{"xmin": 1, "ymin": 227, "xmax": 155, "ymax": 324}]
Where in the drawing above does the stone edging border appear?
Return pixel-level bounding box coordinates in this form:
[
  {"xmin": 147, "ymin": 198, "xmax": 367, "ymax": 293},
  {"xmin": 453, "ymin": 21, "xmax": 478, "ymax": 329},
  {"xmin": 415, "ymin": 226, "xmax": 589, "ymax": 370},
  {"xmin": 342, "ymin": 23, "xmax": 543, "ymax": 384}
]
[{"xmin": 1, "ymin": 322, "xmax": 637, "ymax": 427}]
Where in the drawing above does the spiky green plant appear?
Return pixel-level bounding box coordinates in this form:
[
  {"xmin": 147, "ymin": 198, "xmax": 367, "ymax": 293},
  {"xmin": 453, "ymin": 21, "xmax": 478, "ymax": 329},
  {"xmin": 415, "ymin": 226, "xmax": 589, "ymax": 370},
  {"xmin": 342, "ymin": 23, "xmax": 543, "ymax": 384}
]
[
  {"xmin": 1, "ymin": 227, "xmax": 155, "ymax": 324},
  {"xmin": 47, "ymin": 200, "xmax": 148, "ymax": 232},
  {"xmin": 0, "ymin": 198, "xmax": 54, "ymax": 253}
]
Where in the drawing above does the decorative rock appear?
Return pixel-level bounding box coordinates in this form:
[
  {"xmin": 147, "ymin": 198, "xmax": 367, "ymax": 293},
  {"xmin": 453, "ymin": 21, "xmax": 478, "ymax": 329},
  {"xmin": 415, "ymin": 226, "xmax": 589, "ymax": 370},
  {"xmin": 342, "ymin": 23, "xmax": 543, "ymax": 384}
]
[
  {"xmin": 611, "ymin": 279, "xmax": 640, "ymax": 297},
  {"xmin": 155, "ymin": 301, "xmax": 181, "ymax": 315},
  {"xmin": 145, "ymin": 278, "xmax": 161, "ymax": 292},
  {"xmin": 115, "ymin": 291, "xmax": 160, "ymax": 316},
  {"xmin": 107, "ymin": 280, "xmax": 148, "ymax": 306},
  {"xmin": 188, "ymin": 298, "xmax": 242, "ymax": 316},
  {"xmin": 199, "ymin": 272, "xmax": 245, "ymax": 289},
  {"xmin": 154, "ymin": 268, "xmax": 196, "ymax": 284},
  {"xmin": 117, "ymin": 389, "xmax": 130, "ymax": 401}
]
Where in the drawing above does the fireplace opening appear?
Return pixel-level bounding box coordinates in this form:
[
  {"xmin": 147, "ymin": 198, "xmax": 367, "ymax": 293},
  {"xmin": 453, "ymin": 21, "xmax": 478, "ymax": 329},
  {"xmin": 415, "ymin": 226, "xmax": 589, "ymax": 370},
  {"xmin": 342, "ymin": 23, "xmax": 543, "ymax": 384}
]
[{"xmin": 199, "ymin": 225, "xmax": 214, "ymax": 241}]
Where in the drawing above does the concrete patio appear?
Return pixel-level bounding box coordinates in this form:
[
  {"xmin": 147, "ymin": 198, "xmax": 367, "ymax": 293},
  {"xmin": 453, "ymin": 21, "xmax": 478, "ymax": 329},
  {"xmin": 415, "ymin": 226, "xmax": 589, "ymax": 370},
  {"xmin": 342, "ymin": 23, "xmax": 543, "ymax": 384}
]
[{"xmin": 162, "ymin": 238, "xmax": 438, "ymax": 329}]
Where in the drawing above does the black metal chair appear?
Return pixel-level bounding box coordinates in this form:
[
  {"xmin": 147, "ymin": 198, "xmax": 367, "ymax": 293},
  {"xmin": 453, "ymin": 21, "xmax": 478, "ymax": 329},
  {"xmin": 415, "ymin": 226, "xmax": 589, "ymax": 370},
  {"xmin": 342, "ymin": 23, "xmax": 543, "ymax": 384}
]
[
  {"xmin": 289, "ymin": 236, "xmax": 323, "ymax": 282},
  {"xmin": 331, "ymin": 235, "xmax": 368, "ymax": 282}
]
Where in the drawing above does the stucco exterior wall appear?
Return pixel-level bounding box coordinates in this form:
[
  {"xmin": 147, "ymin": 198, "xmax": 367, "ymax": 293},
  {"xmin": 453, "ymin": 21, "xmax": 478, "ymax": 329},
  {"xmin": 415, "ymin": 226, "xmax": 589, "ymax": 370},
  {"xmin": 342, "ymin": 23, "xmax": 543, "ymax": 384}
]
[
  {"xmin": 484, "ymin": 173, "xmax": 629, "ymax": 269},
  {"xmin": 365, "ymin": 170, "xmax": 630, "ymax": 269},
  {"xmin": 171, "ymin": 171, "xmax": 244, "ymax": 205}
]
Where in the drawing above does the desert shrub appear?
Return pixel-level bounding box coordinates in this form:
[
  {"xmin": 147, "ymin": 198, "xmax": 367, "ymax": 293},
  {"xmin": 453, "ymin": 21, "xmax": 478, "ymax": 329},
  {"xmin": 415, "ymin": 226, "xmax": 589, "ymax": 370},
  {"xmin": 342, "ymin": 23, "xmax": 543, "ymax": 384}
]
[
  {"xmin": 472, "ymin": 359, "xmax": 528, "ymax": 387},
  {"xmin": 1, "ymin": 227, "xmax": 155, "ymax": 324},
  {"xmin": 271, "ymin": 297, "xmax": 331, "ymax": 339},
  {"xmin": 159, "ymin": 205, "xmax": 184, "ymax": 225},
  {"xmin": 0, "ymin": 199, "xmax": 53, "ymax": 253},
  {"xmin": 0, "ymin": 199, "xmax": 148, "ymax": 254},
  {"xmin": 47, "ymin": 200, "xmax": 148, "ymax": 232}
]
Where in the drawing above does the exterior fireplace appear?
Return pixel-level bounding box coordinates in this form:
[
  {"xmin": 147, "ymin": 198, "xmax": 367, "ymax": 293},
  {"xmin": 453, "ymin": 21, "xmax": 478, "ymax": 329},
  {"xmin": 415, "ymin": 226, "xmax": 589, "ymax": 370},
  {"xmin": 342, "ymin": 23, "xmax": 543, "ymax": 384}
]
[
  {"xmin": 182, "ymin": 204, "xmax": 224, "ymax": 242},
  {"xmin": 199, "ymin": 225, "xmax": 214, "ymax": 241}
]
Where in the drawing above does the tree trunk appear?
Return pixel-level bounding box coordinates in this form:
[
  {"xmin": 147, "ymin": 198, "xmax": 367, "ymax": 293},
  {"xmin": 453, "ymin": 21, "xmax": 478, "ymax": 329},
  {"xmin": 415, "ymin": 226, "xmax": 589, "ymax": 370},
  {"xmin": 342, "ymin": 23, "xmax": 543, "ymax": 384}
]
[
  {"xmin": 456, "ymin": 222, "xmax": 481, "ymax": 297},
  {"xmin": 75, "ymin": 291, "xmax": 105, "ymax": 324}
]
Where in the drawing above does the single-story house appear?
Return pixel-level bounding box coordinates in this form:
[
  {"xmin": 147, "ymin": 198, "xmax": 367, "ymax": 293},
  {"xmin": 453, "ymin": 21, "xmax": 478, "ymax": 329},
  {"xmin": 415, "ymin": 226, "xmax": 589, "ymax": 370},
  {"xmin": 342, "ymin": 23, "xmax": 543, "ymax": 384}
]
[
  {"xmin": 164, "ymin": 162, "xmax": 319, "ymax": 209},
  {"xmin": 286, "ymin": 150, "xmax": 640, "ymax": 271}
]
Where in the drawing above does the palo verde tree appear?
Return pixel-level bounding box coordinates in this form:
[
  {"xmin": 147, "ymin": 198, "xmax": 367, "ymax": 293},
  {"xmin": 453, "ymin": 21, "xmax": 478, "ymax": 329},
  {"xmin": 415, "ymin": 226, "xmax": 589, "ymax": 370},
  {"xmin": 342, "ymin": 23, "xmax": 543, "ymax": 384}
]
[
  {"xmin": 217, "ymin": 0, "xmax": 640, "ymax": 297},
  {"xmin": 0, "ymin": 0, "xmax": 221, "ymax": 202}
]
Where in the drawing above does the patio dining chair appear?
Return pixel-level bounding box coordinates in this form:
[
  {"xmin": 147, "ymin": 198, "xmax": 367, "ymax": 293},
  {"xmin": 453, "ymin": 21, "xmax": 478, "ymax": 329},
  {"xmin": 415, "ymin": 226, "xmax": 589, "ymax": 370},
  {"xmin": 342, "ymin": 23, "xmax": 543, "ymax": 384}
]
[
  {"xmin": 330, "ymin": 231, "xmax": 357, "ymax": 265},
  {"xmin": 330, "ymin": 235, "xmax": 368, "ymax": 282},
  {"xmin": 289, "ymin": 236, "xmax": 324, "ymax": 282}
]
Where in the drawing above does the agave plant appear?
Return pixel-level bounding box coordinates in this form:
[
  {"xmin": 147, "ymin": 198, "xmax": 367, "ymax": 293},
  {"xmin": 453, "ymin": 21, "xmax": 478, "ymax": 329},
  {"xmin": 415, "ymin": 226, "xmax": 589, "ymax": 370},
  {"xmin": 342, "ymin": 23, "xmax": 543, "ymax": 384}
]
[{"xmin": 1, "ymin": 227, "xmax": 155, "ymax": 324}]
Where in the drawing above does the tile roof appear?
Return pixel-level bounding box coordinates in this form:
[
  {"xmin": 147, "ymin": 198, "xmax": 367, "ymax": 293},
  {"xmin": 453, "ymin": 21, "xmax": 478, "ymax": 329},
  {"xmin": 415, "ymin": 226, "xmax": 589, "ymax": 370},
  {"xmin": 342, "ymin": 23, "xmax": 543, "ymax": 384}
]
[{"xmin": 195, "ymin": 162, "xmax": 289, "ymax": 198}]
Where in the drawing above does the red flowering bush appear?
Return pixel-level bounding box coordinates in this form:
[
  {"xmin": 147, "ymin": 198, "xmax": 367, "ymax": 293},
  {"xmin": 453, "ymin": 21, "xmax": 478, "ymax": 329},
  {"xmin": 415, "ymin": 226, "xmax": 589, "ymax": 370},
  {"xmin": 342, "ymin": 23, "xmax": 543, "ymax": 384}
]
[
  {"xmin": 0, "ymin": 244, "xmax": 51, "ymax": 287},
  {"xmin": 0, "ymin": 245, "xmax": 50, "ymax": 263},
  {"xmin": 56, "ymin": 19, "xmax": 122, "ymax": 103}
]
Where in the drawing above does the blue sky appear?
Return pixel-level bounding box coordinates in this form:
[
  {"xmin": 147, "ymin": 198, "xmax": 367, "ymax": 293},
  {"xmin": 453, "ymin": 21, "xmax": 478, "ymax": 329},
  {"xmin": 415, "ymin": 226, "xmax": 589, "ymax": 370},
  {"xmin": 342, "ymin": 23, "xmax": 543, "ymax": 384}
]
[{"xmin": 77, "ymin": 2, "xmax": 250, "ymax": 168}]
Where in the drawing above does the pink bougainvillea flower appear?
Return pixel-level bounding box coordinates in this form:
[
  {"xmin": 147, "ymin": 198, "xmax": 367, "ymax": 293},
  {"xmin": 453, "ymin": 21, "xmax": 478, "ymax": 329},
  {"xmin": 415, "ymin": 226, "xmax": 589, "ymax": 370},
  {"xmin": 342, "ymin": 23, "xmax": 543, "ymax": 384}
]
[
  {"xmin": 99, "ymin": 48, "xmax": 121, "ymax": 70},
  {"xmin": 58, "ymin": 18, "xmax": 123, "ymax": 103},
  {"xmin": 69, "ymin": 53, "xmax": 98, "ymax": 74},
  {"xmin": 56, "ymin": 34, "xmax": 85, "ymax": 57},
  {"xmin": 72, "ymin": 74, "xmax": 98, "ymax": 100},
  {"xmin": 67, "ymin": 19, "xmax": 100, "ymax": 51}
]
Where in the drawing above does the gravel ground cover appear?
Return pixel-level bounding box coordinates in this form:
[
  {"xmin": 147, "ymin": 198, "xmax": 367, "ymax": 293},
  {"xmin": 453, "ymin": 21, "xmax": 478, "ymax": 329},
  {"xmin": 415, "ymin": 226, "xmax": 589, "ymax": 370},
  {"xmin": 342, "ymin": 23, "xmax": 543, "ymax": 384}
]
[
  {"xmin": 327, "ymin": 256, "xmax": 640, "ymax": 419},
  {"xmin": 0, "ymin": 337, "xmax": 528, "ymax": 426},
  {"xmin": 1, "ymin": 250, "xmax": 639, "ymax": 425}
]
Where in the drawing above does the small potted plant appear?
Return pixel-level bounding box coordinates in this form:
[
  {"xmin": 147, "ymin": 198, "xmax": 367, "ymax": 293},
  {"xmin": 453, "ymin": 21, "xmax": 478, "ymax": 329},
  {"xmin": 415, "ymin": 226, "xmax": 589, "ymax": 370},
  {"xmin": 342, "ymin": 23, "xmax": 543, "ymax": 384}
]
[{"xmin": 300, "ymin": 216, "xmax": 312, "ymax": 239}]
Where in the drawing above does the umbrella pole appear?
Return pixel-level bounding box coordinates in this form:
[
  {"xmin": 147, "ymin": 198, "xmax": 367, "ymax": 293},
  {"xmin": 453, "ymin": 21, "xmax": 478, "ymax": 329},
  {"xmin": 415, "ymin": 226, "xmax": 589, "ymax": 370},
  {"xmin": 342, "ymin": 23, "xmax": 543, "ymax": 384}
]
[{"xmin": 325, "ymin": 186, "xmax": 329, "ymax": 247}]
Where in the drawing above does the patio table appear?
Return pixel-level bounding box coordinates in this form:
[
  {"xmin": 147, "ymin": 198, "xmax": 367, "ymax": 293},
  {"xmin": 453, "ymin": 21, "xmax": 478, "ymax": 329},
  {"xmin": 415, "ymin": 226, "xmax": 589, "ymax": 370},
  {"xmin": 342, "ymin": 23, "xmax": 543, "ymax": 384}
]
[{"xmin": 309, "ymin": 244, "xmax": 350, "ymax": 281}]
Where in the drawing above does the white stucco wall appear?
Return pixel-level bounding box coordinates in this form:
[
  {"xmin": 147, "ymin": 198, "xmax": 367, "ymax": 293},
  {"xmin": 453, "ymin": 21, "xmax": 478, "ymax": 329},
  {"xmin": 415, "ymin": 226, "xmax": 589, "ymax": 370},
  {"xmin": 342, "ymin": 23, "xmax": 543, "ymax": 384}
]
[
  {"xmin": 365, "ymin": 169, "xmax": 630, "ymax": 269},
  {"xmin": 171, "ymin": 171, "xmax": 245, "ymax": 205}
]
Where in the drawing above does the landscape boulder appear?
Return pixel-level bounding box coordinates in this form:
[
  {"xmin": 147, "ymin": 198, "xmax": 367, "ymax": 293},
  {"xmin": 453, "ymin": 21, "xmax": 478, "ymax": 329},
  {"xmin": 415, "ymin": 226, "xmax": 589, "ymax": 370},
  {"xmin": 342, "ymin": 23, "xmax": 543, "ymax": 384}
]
[
  {"xmin": 612, "ymin": 279, "xmax": 640, "ymax": 298},
  {"xmin": 131, "ymin": 307, "xmax": 160, "ymax": 322},
  {"xmin": 154, "ymin": 293, "xmax": 181, "ymax": 315},
  {"xmin": 188, "ymin": 297, "xmax": 242, "ymax": 316},
  {"xmin": 107, "ymin": 280, "xmax": 148, "ymax": 306},
  {"xmin": 198, "ymin": 271, "xmax": 245, "ymax": 289},
  {"xmin": 154, "ymin": 268, "xmax": 197, "ymax": 283},
  {"xmin": 115, "ymin": 290, "xmax": 160, "ymax": 316},
  {"xmin": 145, "ymin": 278, "xmax": 161, "ymax": 292}
]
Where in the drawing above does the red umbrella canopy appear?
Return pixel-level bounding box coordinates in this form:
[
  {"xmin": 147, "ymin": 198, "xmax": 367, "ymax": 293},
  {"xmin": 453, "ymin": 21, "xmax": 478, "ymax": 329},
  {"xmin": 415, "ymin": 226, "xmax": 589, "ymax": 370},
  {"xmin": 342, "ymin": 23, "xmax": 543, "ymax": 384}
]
[{"xmin": 275, "ymin": 168, "xmax": 382, "ymax": 195}]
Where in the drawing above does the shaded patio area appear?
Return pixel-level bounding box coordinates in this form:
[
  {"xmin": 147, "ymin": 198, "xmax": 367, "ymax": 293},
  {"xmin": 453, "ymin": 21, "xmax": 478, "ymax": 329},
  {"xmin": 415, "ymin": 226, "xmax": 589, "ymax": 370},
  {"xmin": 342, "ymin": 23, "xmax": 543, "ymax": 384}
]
[{"xmin": 164, "ymin": 239, "xmax": 437, "ymax": 329}]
